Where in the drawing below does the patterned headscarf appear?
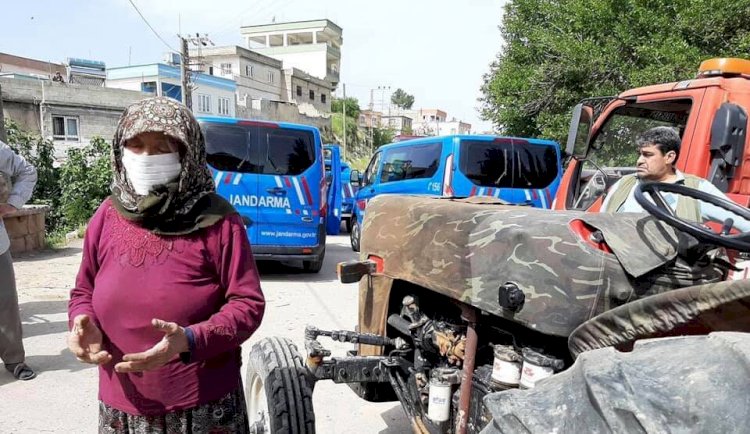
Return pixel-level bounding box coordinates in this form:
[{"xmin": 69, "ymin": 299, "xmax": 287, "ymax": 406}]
[
  {"xmin": 110, "ymin": 97, "xmax": 234, "ymax": 235},
  {"xmin": 112, "ymin": 96, "xmax": 215, "ymax": 215}
]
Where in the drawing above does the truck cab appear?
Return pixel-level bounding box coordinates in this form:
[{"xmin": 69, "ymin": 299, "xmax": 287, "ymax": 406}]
[{"xmin": 556, "ymin": 58, "xmax": 750, "ymax": 212}]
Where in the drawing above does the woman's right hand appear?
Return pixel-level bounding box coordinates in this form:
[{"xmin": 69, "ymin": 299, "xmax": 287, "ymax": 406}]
[{"xmin": 68, "ymin": 314, "xmax": 112, "ymax": 365}]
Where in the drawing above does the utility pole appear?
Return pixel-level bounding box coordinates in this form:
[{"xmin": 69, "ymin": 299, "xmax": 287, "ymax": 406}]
[
  {"xmin": 0, "ymin": 84, "xmax": 6, "ymax": 142},
  {"xmin": 178, "ymin": 33, "xmax": 214, "ymax": 111},
  {"xmin": 369, "ymin": 88, "xmax": 375, "ymax": 152},
  {"xmin": 180, "ymin": 36, "xmax": 191, "ymax": 109}
]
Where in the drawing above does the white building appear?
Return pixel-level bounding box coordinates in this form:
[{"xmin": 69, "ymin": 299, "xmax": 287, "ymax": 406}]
[
  {"xmin": 106, "ymin": 63, "xmax": 237, "ymax": 118},
  {"xmin": 406, "ymin": 109, "xmax": 472, "ymax": 136},
  {"xmin": 190, "ymin": 46, "xmax": 332, "ymax": 116},
  {"xmin": 381, "ymin": 115, "xmax": 413, "ymax": 135},
  {"xmin": 241, "ymin": 19, "xmax": 342, "ymax": 90}
]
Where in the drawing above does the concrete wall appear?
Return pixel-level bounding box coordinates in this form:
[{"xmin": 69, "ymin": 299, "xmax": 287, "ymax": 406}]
[
  {"xmin": 286, "ymin": 69, "xmax": 331, "ymax": 114},
  {"xmin": 237, "ymin": 99, "xmax": 331, "ymax": 137},
  {"xmin": 274, "ymin": 50, "xmax": 328, "ymax": 80}
]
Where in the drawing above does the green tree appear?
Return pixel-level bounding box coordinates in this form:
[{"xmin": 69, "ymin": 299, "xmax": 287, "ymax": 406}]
[
  {"xmin": 481, "ymin": 0, "xmax": 750, "ymax": 145},
  {"xmin": 373, "ymin": 127, "xmax": 395, "ymax": 149},
  {"xmin": 331, "ymin": 97, "xmax": 361, "ymax": 120},
  {"xmin": 390, "ymin": 88, "xmax": 415, "ymax": 110}
]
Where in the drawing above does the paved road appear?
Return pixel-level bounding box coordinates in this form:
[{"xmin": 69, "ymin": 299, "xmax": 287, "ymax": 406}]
[{"xmin": 0, "ymin": 234, "xmax": 410, "ymax": 433}]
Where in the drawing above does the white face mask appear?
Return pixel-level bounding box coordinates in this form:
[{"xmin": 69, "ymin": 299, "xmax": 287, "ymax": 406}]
[{"xmin": 121, "ymin": 148, "xmax": 182, "ymax": 195}]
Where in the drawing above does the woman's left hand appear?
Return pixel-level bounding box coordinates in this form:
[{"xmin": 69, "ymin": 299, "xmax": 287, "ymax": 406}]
[{"xmin": 114, "ymin": 319, "xmax": 189, "ymax": 373}]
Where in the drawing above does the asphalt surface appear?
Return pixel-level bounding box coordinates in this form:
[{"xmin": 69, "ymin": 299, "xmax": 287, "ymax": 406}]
[{"xmin": 0, "ymin": 234, "xmax": 411, "ymax": 433}]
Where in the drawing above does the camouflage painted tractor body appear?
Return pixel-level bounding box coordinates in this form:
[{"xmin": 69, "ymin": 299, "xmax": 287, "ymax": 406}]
[
  {"xmin": 354, "ymin": 194, "xmax": 722, "ymax": 355},
  {"xmin": 319, "ymin": 193, "xmax": 750, "ymax": 434}
]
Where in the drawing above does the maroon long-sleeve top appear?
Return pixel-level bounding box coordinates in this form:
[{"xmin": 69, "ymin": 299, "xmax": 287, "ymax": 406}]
[{"xmin": 68, "ymin": 199, "xmax": 265, "ymax": 416}]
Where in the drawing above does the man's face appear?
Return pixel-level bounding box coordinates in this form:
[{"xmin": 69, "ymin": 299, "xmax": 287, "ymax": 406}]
[{"xmin": 636, "ymin": 143, "xmax": 676, "ymax": 181}]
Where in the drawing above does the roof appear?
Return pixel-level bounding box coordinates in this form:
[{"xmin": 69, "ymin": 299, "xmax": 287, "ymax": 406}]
[
  {"xmin": 0, "ymin": 52, "xmax": 65, "ymax": 75},
  {"xmin": 240, "ymin": 19, "xmax": 342, "ymax": 35},
  {"xmin": 107, "ymin": 63, "xmax": 236, "ymax": 92}
]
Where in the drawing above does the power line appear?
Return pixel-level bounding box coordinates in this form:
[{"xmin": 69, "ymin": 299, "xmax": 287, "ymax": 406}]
[{"xmin": 127, "ymin": 0, "xmax": 178, "ymax": 53}]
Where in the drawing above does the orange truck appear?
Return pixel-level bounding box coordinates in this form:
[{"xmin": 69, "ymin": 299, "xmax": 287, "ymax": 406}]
[{"xmin": 555, "ymin": 57, "xmax": 750, "ymax": 213}]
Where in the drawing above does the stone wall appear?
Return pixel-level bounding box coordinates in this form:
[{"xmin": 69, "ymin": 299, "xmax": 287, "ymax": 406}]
[{"xmin": 2, "ymin": 205, "xmax": 50, "ymax": 253}]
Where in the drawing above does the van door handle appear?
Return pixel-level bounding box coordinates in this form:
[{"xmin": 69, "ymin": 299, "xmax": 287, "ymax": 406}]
[
  {"xmin": 266, "ymin": 187, "xmax": 287, "ymax": 195},
  {"xmin": 241, "ymin": 216, "xmax": 253, "ymax": 227}
]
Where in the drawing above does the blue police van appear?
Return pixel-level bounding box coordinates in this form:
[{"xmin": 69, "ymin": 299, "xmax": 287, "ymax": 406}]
[
  {"xmin": 199, "ymin": 117, "xmax": 327, "ymax": 272},
  {"xmin": 349, "ymin": 135, "xmax": 562, "ymax": 251}
]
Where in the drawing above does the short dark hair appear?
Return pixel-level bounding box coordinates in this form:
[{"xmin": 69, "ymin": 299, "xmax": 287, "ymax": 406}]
[{"xmin": 636, "ymin": 126, "xmax": 681, "ymax": 160}]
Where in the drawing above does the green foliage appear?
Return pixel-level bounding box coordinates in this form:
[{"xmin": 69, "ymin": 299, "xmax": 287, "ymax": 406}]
[
  {"xmin": 481, "ymin": 0, "xmax": 750, "ymax": 146},
  {"xmin": 373, "ymin": 127, "xmax": 395, "ymax": 149},
  {"xmin": 331, "ymin": 97, "xmax": 361, "ymax": 120},
  {"xmin": 58, "ymin": 137, "xmax": 112, "ymax": 229},
  {"xmin": 4, "ymin": 119, "xmax": 112, "ymax": 242},
  {"xmin": 390, "ymin": 88, "xmax": 415, "ymax": 110}
]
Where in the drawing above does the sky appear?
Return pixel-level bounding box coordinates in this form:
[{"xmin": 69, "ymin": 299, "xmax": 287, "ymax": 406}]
[{"xmin": 1, "ymin": 0, "xmax": 506, "ymax": 132}]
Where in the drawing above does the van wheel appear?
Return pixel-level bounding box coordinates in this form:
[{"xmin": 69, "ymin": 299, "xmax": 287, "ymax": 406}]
[
  {"xmin": 303, "ymin": 248, "xmax": 325, "ymax": 273},
  {"xmin": 350, "ymin": 221, "xmax": 361, "ymax": 252},
  {"xmin": 345, "ymin": 217, "xmax": 353, "ymax": 234},
  {"xmin": 246, "ymin": 337, "xmax": 316, "ymax": 434}
]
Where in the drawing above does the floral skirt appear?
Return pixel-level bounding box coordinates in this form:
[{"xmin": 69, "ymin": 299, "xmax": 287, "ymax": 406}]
[{"xmin": 98, "ymin": 387, "xmax": 250, "ymax": 434}]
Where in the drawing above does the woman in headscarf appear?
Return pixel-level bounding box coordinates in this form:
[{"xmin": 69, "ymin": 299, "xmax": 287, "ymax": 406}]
[{"xmin": 67, "ymin": 97, "xmax": 265, "ymax": 433}]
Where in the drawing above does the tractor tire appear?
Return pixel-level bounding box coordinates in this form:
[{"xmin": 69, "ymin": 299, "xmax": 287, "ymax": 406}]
[{"xmin": 246, "ymin": 337, "xmax": 316, "ymax": 434}]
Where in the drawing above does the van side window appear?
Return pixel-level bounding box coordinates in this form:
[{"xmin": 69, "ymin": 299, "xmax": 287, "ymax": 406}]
[
  {"xmin": 362, "ymin": 152, "xmax": 382, "ymax": 186},
  {"xmin": 459, "ymin": 139, "xmax": 559, "ymax": 188},
  {"xmin": 261, "ymin": 130, "xmax": 315, "ymax": 175},
  {"xmin": 380, "ymin": 142, "xmax": 441, "ymax": 183},
  {"xmin": 203, "ymin": 125, "xmax": 261, "ymax": 173}
]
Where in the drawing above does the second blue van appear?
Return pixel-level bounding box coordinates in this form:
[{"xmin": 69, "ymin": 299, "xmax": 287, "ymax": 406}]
[
  {"xmin": 199, "ymin": 117, "xmax": 327, "ymax": 272},
  {"xmin": 349, "ymin": 135, "xmax": 562, "ymax": 251}
]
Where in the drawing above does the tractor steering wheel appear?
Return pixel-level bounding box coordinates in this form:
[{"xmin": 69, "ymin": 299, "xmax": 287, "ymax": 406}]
[{"xmin": 634, "ymin": 182, "xmax": 750, "ymax": 251}]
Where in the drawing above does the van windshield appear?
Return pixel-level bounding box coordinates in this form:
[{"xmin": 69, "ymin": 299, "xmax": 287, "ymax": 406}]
[
  {"xmin": 203, "ymin": 122, "xmax": 315, "ymax": 175},
  {"xmin": 459, "ymin": 139, "xmax": 559, "ymax": 188}
]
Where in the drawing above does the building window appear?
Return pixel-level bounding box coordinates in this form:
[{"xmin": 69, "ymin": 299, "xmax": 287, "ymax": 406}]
[
  {"xmin": 52, "ymin": 116, "xmax": 79, "ymax": 141},
  {"xmin": 267, "ymin": 71, "xmax": 275, "ymax": 83},
  {"xmin": 245, "ymin": 65, "xmax": 253, "ymax": 77},
  {"xmin": 218, "ymin": 97, "xmax": 231, "ymax": 116},
  {"xmin": 197, "ymin": 94, "xmax": 212, "ymax": 113},
  {"xmin": 309, "ymin": 90, "xmax": 315, "ymax": 100},
  {"xmin": 296, "ymin": 86, "xmax": 302, "ymax": 97},
  {"xmin": 321, "ymin": 93, "xmax": 326, "ymax": 104},
  {"xmin": 220, "ymin": 63, "xmax": 232, "ymax": 75}
]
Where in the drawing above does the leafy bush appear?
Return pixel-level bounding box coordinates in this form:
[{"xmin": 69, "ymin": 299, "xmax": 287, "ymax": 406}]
[
  {"xmin": 58, "ymin": 137, "xmax": 112, "ymax": 229},
  {"xmin": 4, "ymin": 120, "xmax": 112, "ymax": 239}
]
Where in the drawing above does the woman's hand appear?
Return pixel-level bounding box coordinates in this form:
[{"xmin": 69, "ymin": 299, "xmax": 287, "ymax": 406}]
[
  {"xmin": 114, "ymin": 319, "xmax": 189, "ymax": 373},
  {"xmin": 68, "ymin": 314, "xmax": 112, "ymax": 365}
]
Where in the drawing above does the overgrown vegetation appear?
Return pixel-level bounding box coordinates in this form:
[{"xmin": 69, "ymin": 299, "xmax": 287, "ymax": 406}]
[
  {"xmin": 481, "ymin": 0, "xmax": 750, "ymax": 162},
  {"xmin": 4, "ymin": 119, "xmax": 112, "ymax": 246}
]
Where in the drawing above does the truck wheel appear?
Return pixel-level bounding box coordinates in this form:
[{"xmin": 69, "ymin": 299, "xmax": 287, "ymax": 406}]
[
  {"xmin": 303, "ymin": 248, "xmax": 325, "ymax": 273},
  {"xmin": 246, "ymin": 337, "xmax": 316, "ymax": 434},
  {"xmin": 350, "ymin": 221, "xmax": 361, "ymax": 252}
]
